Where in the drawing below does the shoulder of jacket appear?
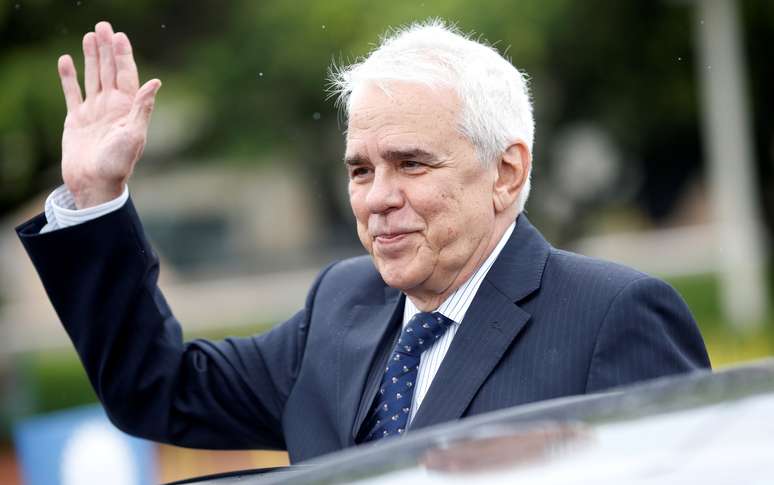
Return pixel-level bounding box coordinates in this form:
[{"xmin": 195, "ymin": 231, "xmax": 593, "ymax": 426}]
[
  {"xmin": 545, "ymin": 247, "xmax": 654, "ymax": 293},
  {"xmin": 313, "ymin": 254, "xmax": 388, "ymax": 300}
]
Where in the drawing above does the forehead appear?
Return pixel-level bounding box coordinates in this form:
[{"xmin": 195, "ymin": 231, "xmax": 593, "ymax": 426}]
[{"xmin": 345, "ymin": 81, "xmax": 462, "ymax": 154}]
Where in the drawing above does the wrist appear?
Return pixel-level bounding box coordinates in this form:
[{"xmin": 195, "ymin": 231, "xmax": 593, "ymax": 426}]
[{"xmin": 71, "ymin": 184, "xmax": 125, "ymax": 209}]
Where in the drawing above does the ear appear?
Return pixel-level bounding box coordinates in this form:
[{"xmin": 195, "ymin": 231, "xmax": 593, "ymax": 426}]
[{"xmin": 492, "ymin": 141, "xmax": 531, "ymax": 213}]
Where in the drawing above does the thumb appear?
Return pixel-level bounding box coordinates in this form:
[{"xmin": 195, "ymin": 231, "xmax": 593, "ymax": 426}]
[{"xmin": 129, "ymin": 79, "xmax": 162, "ymax": 127}]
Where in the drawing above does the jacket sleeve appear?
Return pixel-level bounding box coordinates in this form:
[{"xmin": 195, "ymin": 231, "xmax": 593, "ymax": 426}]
[
  {"xmin": 16, "ymin": 198, "xmax": 332, "ymax": 450},
  {"xmin": 585, "ymin": 276, "xmax": 712, "ymax": 393}
]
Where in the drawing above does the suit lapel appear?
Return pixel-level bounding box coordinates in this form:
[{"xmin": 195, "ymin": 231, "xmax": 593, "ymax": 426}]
[
  {"xmin": 408, "ymin": 280, "xmax": 530, "ymax": 429},
  {"xmin": 337, "ymin": 287, "xmax": 404, "ymax": 447},
  {"xmin": 409, "ymin": 215, "xmax": 551, "ymax": 430}
]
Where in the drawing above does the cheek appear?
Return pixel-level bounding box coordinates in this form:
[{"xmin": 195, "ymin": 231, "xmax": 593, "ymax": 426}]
[
  {"xmin": 348, "ymin": 185, "xmax": 367, "ymax": 219},
  {"xmin": 422, "ymin": 187, "xmax": 464, "ymax": 241},
  {"xmin": 429, "ymin": 183, "xmax": 491, "ymax": 244},
  {"xmin": 349, "ymin": 187, "xmax": 372, "ymax": 246}
]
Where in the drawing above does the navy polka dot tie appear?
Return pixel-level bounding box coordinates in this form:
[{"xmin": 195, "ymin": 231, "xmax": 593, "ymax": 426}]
[{"xmin": 363, "ymin": 311, "xmax": 454, "ymax": 442}]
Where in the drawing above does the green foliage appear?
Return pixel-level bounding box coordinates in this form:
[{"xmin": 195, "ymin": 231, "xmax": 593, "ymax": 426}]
[
  {"xmin": 15, "ymin": 350, "xmax": 98, "ymax": 416},
  {"xmin": 667, "ymin": 272, "xmax": 774, "ymax": 367},
  {"xmin": 668, "ymin": 273, "xmax": 723, "ymax": 329},
  {"xmin": 3, "ymin": 0, "xmax": 773, "ymax": 236}
]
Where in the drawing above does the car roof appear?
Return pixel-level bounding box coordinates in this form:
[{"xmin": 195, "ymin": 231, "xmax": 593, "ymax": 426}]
[{"xmin": 176, "ymin": 359, "xmax": 774, "ymax": 484}]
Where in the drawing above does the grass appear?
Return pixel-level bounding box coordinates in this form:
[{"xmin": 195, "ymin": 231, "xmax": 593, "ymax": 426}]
[{"xmin": 667, "ymin": 272, "xmax": 774, "ymax": 367}]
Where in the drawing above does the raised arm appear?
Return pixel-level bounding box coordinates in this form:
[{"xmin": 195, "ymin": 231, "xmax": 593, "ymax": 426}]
[
  {"xmin": 58, "ymin": 21, "xmax": 161, "ymax": 209},
  {"xmin": 17, "ymin": 22, "xmax": 305, "ymax": 451}
]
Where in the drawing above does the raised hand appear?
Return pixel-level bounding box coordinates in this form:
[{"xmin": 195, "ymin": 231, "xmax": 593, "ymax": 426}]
[{"xmin": 58, "ymin": 21, "xmax": 161, "ymax": 209}]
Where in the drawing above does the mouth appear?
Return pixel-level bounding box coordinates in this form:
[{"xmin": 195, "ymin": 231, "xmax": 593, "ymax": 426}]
[{"xmin": 373, "ymin": 231, "xmax": 417, "ymax": 245}]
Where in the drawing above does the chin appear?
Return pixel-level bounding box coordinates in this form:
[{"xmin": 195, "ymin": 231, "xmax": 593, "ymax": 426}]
[{"xmin": 374, "ymin": 260, "xmax": 421, "ymax": 291}]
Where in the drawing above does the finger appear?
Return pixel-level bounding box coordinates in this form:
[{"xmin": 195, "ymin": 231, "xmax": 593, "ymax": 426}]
[
  {"xmin": 95, "ymin": 21, "xmax": 116, "ymax": 90},
  {"xmin": 129, "ymin": 79, "xmax": 162, "ymax": 127},
  {"xmin": 83, "ymin": 32, "xmax": 99, "ymax": 97},
  {"xmin": 113, "ymin": 32, "xmax": 140, "ymax": 94},
  {"xmin": 58, "ymin": 55, "xmax": 83, "ymax": 112}
]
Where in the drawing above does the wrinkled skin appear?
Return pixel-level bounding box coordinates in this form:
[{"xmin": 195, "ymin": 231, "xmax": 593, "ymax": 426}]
[
  {"xmin": 345, "ymin": 82, "xmax": 529, "ymax": 310},
  {"xmin": 57, "ymin": 21, "xmax": 161, "ymax": 209}
]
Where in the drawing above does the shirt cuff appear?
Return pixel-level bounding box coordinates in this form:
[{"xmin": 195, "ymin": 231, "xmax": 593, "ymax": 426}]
[{"xmin": 40, "ymin": 185, "xmax": 130, "ymax": 234}]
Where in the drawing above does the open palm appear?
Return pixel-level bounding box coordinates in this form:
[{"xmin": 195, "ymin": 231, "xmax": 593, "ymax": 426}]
[{"xmin": 58, "ymin": 21, "xmax": 161, "ymax": 208}]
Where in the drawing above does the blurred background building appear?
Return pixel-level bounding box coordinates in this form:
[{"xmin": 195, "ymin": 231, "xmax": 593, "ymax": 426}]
[{"xmin": 0, "ymin": 0, "xmax": 772, "ymax": 482}]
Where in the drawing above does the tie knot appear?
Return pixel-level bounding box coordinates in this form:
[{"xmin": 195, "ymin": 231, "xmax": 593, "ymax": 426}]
[{"xmin": 396, "ymin": 312, "xmax": 454, "ymax": 357}]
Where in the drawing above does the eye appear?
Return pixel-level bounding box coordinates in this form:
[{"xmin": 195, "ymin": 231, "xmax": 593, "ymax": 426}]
[
  {"xmin": 401, "ymin": 160, "xmax": 423, "ymax": 171},
  {"xmin": 348, "ymin": 165, "xmax": 373, "ymax": 180}
]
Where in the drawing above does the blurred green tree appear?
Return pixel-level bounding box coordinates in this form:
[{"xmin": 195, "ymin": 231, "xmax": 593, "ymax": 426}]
[{"xmin": 1, "ymin": 0, "xmax": 772, "ymax": 246}]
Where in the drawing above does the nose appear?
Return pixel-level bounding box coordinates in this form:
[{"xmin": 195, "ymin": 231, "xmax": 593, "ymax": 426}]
[{"xmin": 365, "ymin": 168, "xmax": 404, "ymax": 214}]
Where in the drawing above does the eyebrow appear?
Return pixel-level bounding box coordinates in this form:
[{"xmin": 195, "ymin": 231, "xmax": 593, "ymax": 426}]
[
  {"xmin": 344, "ymin": 148, "xmax": 436, "ymax": 165},
  {"xmin": 344, "ymin": 155, "xmax": 366, "ymax": 166},
  {"xmin": 382, "ymin": 148, "xmax": 435, "ymax": 162}
]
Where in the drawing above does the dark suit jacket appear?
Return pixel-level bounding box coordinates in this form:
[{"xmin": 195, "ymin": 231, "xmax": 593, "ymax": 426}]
[{"xmin": 16, "ymin": 199, "xmax": 710, "ymax": 462}]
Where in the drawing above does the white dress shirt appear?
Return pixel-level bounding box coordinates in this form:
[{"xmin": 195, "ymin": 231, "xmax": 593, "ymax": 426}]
[
  {"xmin": 41, "ymin": 184, "xmax": 129, "ymax": 233},
  {"xmin": 40, "ymin": 185, "xmax": 516, "ymax": 424},
  {"xmin": 403, "ymin": 221, "xmax": 515, "ymax": 422}
]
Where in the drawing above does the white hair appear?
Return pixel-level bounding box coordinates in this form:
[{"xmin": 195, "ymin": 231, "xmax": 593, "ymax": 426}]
[{"xmin": 328, "ymin": 18, "xmax": 534, "ymax": 213}]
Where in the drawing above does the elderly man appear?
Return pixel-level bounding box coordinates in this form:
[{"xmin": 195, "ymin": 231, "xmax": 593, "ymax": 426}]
[{"xmin": 17, "ymin": 20, "xmax": 710, "ymax": 462}]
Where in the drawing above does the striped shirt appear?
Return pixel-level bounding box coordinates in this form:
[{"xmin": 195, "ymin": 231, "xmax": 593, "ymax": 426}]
[
  {"xmin": 41, "ymin": 184, "xmax": 129, "ymax": 233},
  {"xmin": 403, "ymin": 221, "xmax": 515, "ymax": 423}
]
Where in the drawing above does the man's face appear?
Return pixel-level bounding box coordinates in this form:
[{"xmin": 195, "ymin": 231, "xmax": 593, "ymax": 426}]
[{"xmin": 346, "ymin": 81, "xmax": 499, "ymax": 300}]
